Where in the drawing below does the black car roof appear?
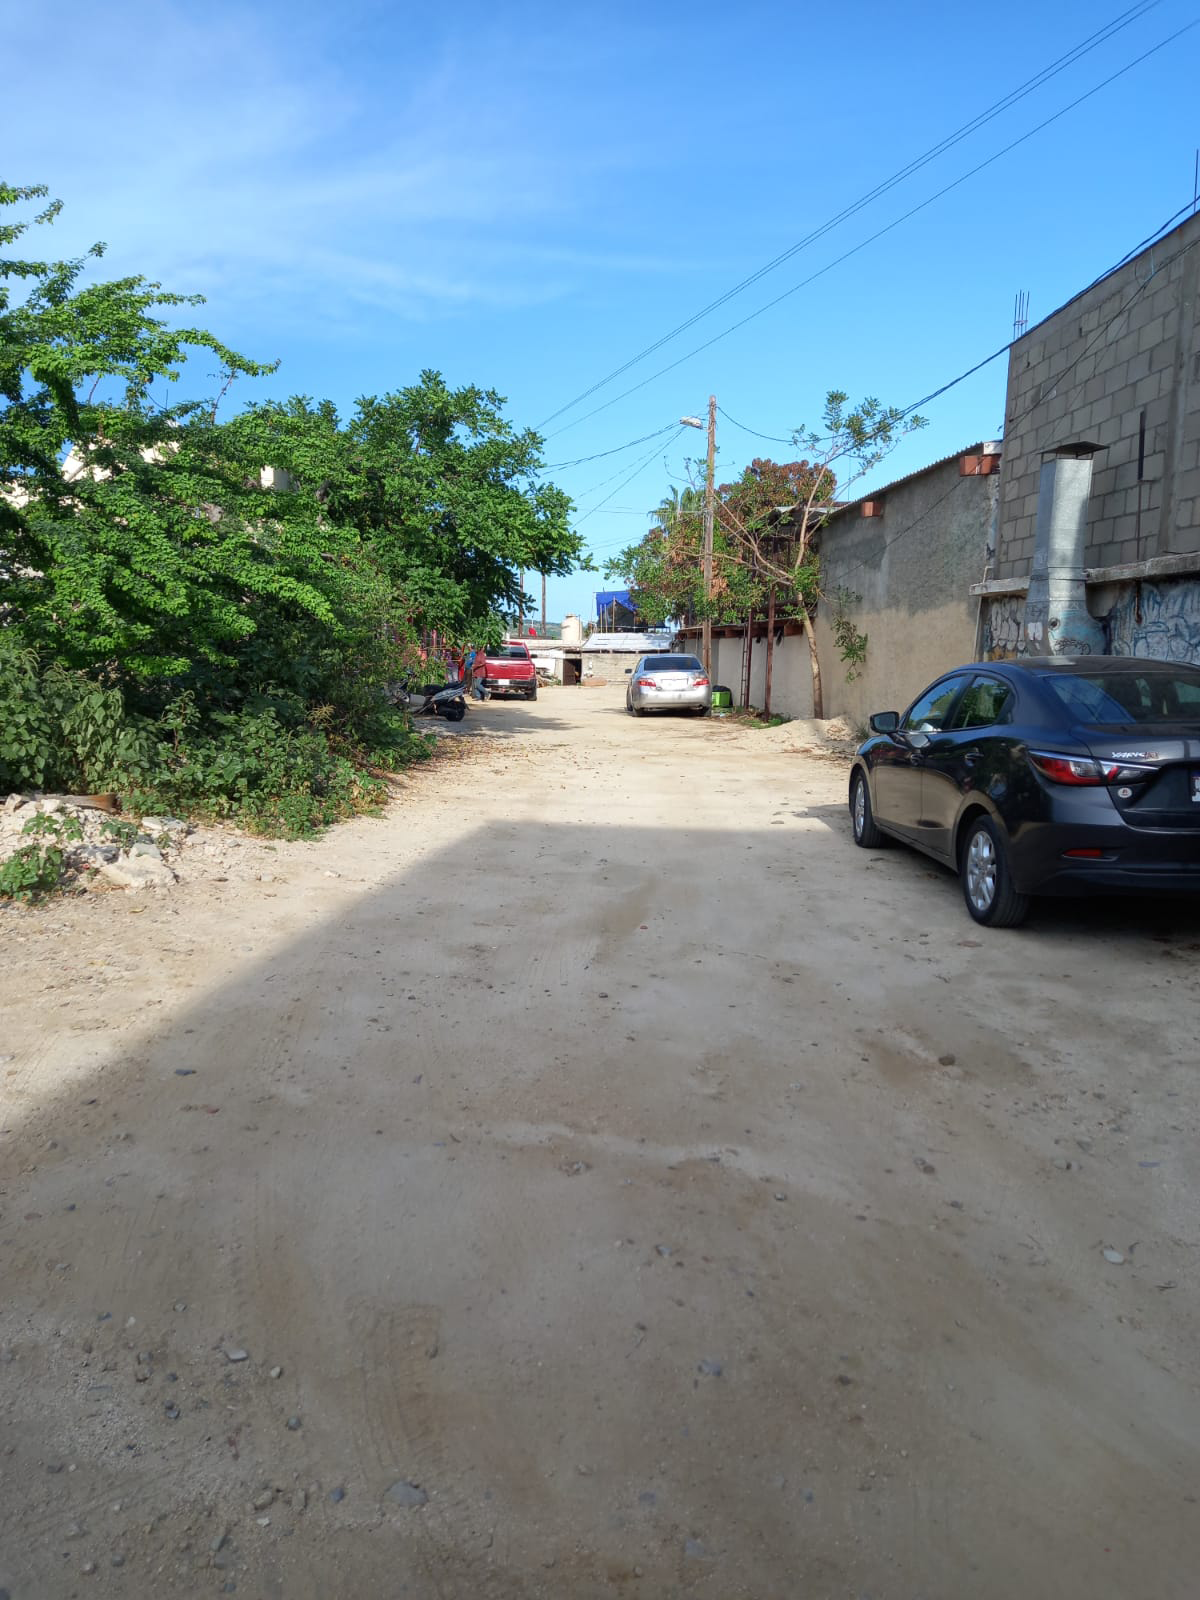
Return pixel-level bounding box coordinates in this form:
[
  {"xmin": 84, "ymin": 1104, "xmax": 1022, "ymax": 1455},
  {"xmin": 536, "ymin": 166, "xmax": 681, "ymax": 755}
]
[{"xmin": 952, "ymin": 657, "xmax": 1200, "ymax": 677}]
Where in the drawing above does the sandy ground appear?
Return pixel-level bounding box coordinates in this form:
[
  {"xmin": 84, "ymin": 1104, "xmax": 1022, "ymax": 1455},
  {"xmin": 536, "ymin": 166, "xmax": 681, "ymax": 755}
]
[{"xmin": 2, "ymin": 684, "xmax": 1199, "ymax": 1600}]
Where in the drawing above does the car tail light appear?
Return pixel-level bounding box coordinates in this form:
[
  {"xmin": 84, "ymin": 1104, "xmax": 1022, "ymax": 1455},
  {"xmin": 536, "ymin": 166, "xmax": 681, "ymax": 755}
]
[
  {"xmin": 1028, "ymin": 752, "xmax": 1106, "ymax": 785},
  {"xmin": 1029, "ymin": 751, "xmax": 1157, "ymax": 786},
  {"xmin": 692, "ymin": 675, "xmax": 710, "ymax": 687},
  {"xmin": 635, "ymin": 677, "xmax": 657, "ymax": 688},
  {"xmin": 1063, "ymin": 848, "xmax": 1107, "ymax": 859},
  {"xmin": 1099, "ymin": 762, "xmax": 1157, "ymax": 782}
]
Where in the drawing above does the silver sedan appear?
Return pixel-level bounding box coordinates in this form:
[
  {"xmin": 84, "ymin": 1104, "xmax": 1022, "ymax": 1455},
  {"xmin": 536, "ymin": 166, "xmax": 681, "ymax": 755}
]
[{"xmin": 625, "ymin": 654, "xmax": 712, "ymax": 716}]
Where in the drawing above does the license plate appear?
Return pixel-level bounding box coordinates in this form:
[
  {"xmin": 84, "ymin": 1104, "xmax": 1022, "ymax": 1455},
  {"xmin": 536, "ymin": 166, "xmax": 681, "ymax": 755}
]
[{"xmin": 1192, "ymin": 772, "xmax": 1200, "ymax": 803}]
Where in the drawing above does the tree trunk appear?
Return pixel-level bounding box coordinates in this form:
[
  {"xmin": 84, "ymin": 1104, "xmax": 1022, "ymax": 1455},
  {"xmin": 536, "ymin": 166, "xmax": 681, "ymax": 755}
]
[{"xmin": 801, "ymin": 607, "xmax": 824, "ymax": 719}]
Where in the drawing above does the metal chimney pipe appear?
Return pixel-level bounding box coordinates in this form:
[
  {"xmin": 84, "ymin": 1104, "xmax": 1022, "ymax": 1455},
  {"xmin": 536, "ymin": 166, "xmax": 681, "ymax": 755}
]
[{"xmin": 1021, "ymin": 443, "xmax": 1105, "ymax": 656}]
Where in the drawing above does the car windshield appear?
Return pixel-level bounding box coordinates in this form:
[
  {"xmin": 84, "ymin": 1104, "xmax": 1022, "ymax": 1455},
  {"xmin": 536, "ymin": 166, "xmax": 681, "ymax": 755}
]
[
  {"xmin": 1043, "ymin": 668, "xmax": 1200, "ymax": 723},
  {"xmin": 642, "ymin": 656, "xmax": 701, "ymax": 672}
]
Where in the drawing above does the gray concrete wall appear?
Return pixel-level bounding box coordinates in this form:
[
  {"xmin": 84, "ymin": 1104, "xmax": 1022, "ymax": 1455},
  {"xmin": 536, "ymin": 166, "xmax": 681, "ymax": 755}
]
[
  {"xmin": 581, "ymin": 649, "xmax": 643, "ymax": 685},
  {"xmin": 811, "ymin": 462, "xmax": 996, "ymax": 726},
  {"xmin": 997, "ymin": 211, "xmax": 1200, "ymax": 578},
  {"xmin": 705, "ymin": 632, "xmax": 816, "ymax": 722}
]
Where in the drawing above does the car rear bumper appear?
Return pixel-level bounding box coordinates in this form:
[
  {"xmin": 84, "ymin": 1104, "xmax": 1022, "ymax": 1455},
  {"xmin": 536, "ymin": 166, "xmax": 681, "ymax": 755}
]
[
  {"xmin": 484, "ymin": 677, "xmax": 535, "ymax": 693},
  {"xmin": 1010, "ymin": 819, "xmax": 1200, "ymax": 896},
  {"xmin": 633, "ymin": 688, "xmax": 712, "ymax": 711}
]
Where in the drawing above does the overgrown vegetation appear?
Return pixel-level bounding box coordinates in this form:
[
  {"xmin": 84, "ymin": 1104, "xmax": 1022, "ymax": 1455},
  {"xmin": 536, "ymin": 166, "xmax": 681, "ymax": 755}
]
[{"xmin": 1, "ymin": 182, "xmax": 580, "ymax": 837}]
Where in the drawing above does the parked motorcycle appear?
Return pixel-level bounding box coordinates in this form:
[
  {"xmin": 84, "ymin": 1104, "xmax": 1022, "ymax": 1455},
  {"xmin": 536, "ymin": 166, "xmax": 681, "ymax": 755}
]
[{"xmin": 404, "ymin": 679, "xmax": 468, "ymax": 722}]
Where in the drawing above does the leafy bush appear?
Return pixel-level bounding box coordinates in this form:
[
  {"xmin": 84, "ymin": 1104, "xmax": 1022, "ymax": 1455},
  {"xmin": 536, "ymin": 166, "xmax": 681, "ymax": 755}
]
[
  {"xmin": 0, "ymin": 841, "xmax": 64, "ymax": 900},
  {"xmin": 0, "ymin": 642, "xmax": 155, "ymax": 793},
  {"xmin": 21, "ymin": 812, "xmax": 84, "ymax": 844},
  {"xmin": 118, "ymin": 699, "xmax": 424, "ymax": 838}
]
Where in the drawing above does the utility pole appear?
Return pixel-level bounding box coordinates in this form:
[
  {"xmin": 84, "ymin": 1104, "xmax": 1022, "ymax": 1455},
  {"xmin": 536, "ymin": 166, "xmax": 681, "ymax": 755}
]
[
  {"xmin": 702, "ymin": 393, "xmax": 716, "ymax": 678},
  {"xmin": 540, "ymin": 570, "xmax": 547, "ymax": 632}
]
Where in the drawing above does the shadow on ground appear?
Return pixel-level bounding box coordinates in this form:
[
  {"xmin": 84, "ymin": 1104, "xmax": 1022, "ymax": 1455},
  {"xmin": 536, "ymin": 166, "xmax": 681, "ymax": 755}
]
[{"xmin": 3, "ymin": 812, "xmax": 1199, "ymax": 1600}]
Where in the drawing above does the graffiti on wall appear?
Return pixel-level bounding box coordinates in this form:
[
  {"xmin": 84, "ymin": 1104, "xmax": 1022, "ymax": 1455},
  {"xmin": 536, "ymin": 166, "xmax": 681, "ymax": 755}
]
[
  {"xmin": 982, "ymin": 596, "xmax": 1025, "ymax": 659},
  {"xmin": 1107, "ymin": 580, "xmax": 1200, "ymax": 664}
]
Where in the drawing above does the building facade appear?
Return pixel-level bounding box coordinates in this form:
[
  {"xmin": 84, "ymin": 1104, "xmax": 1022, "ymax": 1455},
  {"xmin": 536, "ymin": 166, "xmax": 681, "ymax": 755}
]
[{"xmin": 980, "ymin": 208, "xmax": 1200, "ymax": 663}]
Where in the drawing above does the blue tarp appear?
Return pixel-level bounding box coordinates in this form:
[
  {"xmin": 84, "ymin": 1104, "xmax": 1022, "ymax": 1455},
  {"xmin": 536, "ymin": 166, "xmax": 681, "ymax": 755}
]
[{"xmin": 595, "ymin": 590, "xmax": 632, "ymax": 613}]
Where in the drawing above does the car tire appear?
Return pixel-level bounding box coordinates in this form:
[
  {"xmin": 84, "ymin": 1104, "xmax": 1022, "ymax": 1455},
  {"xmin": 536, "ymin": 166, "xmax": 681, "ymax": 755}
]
[
  {"xmin": 694, "ymin": 706, "xmax": 710, "ymax": 717},
  {"xmin": 850, "ymin": 770, "xmax": 887, "ymax": 848},
  {"xmin": 527, "ymin": 685, "xmax": 538, "ymax": 701},
  {"xmin": 959, "ymin": 816, "xmax": 1029, "ymax": 928}
]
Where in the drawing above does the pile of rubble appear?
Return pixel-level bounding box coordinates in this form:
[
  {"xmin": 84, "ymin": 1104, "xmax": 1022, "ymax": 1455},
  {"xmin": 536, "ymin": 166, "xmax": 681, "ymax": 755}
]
[{"xmin": 1, "ymin": 793, "xmax": 187, "ymax": 893}]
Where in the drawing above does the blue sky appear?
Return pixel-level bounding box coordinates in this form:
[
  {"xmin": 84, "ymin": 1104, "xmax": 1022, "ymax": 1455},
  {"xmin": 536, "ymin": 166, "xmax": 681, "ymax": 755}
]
[{"xmin": 4, "ymin": 0, "xmax": 1199, "ymax": 622}]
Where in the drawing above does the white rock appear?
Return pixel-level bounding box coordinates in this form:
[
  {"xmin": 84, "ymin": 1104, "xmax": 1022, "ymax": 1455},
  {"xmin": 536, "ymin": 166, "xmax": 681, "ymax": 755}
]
[{"xmin": 98, "ymin": 856, "xmax": 176, "ymax": 892}]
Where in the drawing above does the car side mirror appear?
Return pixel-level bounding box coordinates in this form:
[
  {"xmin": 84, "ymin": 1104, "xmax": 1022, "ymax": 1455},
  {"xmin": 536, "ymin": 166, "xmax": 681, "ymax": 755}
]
[{"xmin": 869, "ymin": 711, "xmax": 900, "ymax": 733}]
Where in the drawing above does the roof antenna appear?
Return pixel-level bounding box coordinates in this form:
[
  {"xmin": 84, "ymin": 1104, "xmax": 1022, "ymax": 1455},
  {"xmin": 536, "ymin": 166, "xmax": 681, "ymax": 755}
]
[{"xmin": 1012, "ymin": 289, "xmax": 1030, "ymax": 340}]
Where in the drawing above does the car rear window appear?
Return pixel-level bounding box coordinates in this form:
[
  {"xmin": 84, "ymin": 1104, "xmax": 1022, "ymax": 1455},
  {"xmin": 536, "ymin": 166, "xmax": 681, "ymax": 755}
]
[
  {"xmin": 643, "ymin": 656, "xmax": 701, "ymax": 672},
  {"xmin": 1043, "ymin": 669, "xmax": 1200, "ymax": 723},
  {"xmin": 491, "ymin": 645, "xmax": 531, "ymax": 660}
]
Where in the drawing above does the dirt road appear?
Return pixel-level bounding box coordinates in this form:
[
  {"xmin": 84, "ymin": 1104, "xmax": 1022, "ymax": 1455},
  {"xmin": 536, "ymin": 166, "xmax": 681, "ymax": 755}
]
[{"xmin": 3, "ymin": 685, "xmax": 1199, "ymax": 1599}]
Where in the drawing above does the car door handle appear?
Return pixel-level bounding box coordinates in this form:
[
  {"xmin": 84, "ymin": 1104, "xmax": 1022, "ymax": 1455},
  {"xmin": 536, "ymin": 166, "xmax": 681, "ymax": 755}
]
[{"xmin": 962, "ymin": 749, "xmax": 980, "ymax": 767}]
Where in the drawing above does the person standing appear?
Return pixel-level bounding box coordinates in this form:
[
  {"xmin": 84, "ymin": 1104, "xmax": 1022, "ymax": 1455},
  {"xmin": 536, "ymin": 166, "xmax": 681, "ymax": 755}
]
[{"xmin": 469, "ymin": 646, "xmax": 489, "ymax": 701}]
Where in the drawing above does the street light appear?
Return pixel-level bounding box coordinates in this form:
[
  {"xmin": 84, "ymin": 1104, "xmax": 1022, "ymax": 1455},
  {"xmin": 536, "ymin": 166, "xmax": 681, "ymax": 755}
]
[{"xmin": 679, "ymin": 416, "xmax": 704, "ymax": 429}]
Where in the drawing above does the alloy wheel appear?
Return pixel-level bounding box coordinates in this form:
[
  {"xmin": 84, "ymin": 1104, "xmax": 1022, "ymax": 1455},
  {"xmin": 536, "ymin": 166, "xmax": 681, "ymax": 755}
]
[
  {"xmin": 853, "ymin": 778, "xmax": 866, "ymax": 841},
  {"xmin": 965, "ymin": 827, "xmax": 997, "ymax": 913}
]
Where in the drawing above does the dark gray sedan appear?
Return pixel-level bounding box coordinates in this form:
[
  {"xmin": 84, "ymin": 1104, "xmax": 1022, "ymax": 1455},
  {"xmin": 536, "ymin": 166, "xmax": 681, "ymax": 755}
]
[
  {"xmin": 625, "ymin": 654, "xmax": 712, "ymax": 716},
  {"xmin": 849, "ymin": 657, "xmax": 1200, "ymax": 927}
]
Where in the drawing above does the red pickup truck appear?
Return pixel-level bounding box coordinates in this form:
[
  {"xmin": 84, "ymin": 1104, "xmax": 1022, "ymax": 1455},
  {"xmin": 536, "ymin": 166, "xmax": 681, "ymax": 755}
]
[{"xmin": 483, "ymin": 641, "xmax": 538, "ymax": 700}]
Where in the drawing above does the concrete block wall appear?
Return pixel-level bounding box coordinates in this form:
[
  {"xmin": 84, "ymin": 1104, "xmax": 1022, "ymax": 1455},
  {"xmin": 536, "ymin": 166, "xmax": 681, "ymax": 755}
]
[
  {"xmin": 811, "ymin": 460, "xmax": 995, "ymax": 725},
  {"xmin": 581, "ymin": 650, "xmax": 643, "ymax": 685},
  {"xmin": 997, "ymin": 211, "xmax": 1200, "ymax": 577},
  {"xmin": 704, "ymin": 633, "xmax": 814, "ymax": 722}
]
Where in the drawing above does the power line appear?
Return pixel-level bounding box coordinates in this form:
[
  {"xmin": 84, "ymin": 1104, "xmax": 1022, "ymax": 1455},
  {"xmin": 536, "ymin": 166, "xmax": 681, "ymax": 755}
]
[
  {"xmin": 806, "ymin": 214, "xmax": 1200, "ymax": 583},
  {"xmin": 716, "ymin": 407, "xmax": 795, "ymax": 447},
  {"xmin": 718, "ymin": 194, "xmax": 1200, "ymax": 454},
  {"xmin": 537, "ymin": 1, "xmax": 1163, "ymax": 431},
  {"xmin": 573, "ymin": 430, "xmax": 689, "ymax": 527},
  {"xmin": 574, "ymin": 198, "xmax": 1200, "ymax": 584},
  {"xmin": 571, "ymin": 429, "xmax": 692, "ymax": 503},
  {"xmin": 544, "ymin": 17, "xmax": 1198, "ymax": 442},
  {"xmin": 540, "ymin": 423, "xmax": 679, "ymax": 470}
]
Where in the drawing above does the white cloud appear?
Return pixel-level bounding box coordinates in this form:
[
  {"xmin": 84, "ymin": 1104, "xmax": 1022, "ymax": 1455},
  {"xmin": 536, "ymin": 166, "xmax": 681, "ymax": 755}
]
[{"xmin": 2, "ymin": 0, "xmax": 681, "ymax": 332}]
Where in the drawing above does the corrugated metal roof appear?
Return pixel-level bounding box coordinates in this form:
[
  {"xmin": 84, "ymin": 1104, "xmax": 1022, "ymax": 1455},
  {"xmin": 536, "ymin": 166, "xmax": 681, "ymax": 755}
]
[{"xmin": 581, "ymin": 630, "xmax": 673, "ymax": 654}]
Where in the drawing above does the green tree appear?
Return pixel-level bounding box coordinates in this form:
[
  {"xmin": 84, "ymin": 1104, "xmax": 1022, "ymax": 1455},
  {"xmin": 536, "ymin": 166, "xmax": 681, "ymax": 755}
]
[
  {"xmin": 717, "ymin": 394, "xmax": 925, "ymax": 716},
  {"xmin": 1, "ymin": 182, "xmax": 581, "ymax": 827}
]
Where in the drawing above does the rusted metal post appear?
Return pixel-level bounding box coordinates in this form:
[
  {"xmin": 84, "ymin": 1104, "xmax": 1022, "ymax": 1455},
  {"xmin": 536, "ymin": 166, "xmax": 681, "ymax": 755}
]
[
  {"xmin": 742, "ymin": 611, "xmax": 753, "ymax": 709},
  {"xmin": 764, "ymin": 586, "xmax": 775, "ymax": 718}
]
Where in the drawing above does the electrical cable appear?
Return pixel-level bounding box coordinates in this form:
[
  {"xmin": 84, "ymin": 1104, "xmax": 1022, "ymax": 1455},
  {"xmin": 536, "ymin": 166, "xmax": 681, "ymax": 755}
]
[
  {"xmin": 536, "ymin": 1, "xmax": 1164, "ymax": 430},
  {"xmin": 573, "ymin": 430, "xmax": 690, "ymax": 527},
  {"xmin": 716, "ymin": 196, "xmax": 1200, "ymax": 454},
  {"xmin": 570, "ymin": 428, "xmax": 693, "ymax": 502},
  {"xmin": 540, "ymin": 423, "xmax": 679, "ymax": 470},
  {"xmin": 577, "ymin": 199, "xmax": 1200, "ymax": 582},
  {"xmin": 791, "ymin": 214, "xmax": 1200, "ymax": 583},
  {"xmin": 543, "ymin": 17, "xmax": 1198, "ymax": 442}
]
